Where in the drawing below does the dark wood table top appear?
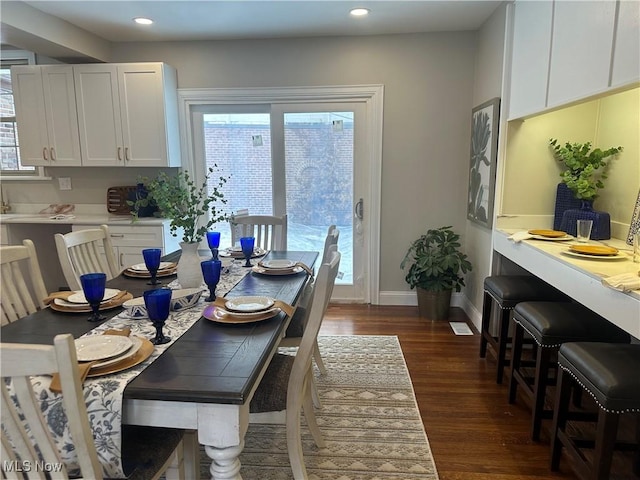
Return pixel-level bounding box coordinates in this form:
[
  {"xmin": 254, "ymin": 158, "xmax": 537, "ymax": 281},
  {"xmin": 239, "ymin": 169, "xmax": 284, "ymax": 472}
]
[{"xmin": 1, "ymin": 250, "xmax": 318, "ymax": 405}]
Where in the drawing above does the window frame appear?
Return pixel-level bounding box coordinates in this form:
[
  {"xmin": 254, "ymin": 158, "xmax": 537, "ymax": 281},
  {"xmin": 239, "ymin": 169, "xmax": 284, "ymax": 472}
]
[{"xmin": 0, "ymin": 50, "xmax": 48, "ymax": 180}]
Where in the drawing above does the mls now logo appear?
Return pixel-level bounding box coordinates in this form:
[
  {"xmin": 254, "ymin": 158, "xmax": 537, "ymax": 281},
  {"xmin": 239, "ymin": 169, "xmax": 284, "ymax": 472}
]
[{"xmin": 3, "ymin": 460, "xmax": 64, "ymax": 473}]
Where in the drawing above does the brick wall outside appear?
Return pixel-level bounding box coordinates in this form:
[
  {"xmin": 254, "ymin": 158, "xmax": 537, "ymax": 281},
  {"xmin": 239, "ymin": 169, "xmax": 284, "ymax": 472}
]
[{"xmin": 203, "ymin": 123, "xmax": 353, "ymax": 226}]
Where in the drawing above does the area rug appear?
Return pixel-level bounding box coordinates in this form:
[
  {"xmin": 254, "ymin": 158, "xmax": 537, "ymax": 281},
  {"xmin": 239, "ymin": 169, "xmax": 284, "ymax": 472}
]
[{"xmin": 198, "ymin": 335, "xmax": 439, "ymax": 479}]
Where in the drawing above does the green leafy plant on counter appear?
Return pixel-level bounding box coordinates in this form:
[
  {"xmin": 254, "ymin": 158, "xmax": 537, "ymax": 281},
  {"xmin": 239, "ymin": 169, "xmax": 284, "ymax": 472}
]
[
  {"xmin": 549, "ymin": 138, "xmax": 623, "ymax": 201},
  {"xmin": 400, "ymin": 226, "xmax": 472, "ymax": 292},
  {"xmin": 128, "ymin": 167, "xmax": 228, "ymax": 243}
]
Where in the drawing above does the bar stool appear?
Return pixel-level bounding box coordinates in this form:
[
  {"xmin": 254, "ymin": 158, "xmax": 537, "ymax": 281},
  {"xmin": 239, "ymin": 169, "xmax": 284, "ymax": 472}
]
[
  {"xmin": 480, "ymin": 275, "xmax": 565, "ymax": 384},
  {"xmin": 550, "ymin": 342, "xmax": 640, "ymax": 480},
  {"xmin": 508, "ymin": 302, "xmax": 630, "ymax": 441}
]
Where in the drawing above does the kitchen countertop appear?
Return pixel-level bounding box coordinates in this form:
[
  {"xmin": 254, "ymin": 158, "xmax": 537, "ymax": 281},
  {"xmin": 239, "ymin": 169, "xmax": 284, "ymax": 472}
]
[{"xmin": 0, "ymin": 213, "xmax": 170, "ymax": 226}]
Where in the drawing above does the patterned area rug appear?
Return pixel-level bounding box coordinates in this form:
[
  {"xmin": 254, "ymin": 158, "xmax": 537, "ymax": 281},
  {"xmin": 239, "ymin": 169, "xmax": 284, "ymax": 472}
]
[{"xmin": 198, "ymin": 335, "xmax": 439, "ymax": 479}]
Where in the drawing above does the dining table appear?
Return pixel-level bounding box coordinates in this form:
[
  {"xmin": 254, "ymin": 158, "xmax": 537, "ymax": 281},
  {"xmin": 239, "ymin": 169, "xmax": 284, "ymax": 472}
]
[{"xmin": 1, "ymin": 249, "xmax": 319, "ymax": 480}]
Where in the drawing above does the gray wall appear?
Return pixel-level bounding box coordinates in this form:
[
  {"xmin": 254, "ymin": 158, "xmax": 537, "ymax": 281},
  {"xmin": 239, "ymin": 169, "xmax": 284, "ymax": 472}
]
[{"xmin": 4, "ymin": 32, "xmax": 480, "ymax": 302}]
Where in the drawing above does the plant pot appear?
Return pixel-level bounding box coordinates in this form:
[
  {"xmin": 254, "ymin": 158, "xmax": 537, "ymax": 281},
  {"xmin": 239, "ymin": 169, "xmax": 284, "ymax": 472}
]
[
  {"xmin": 416, "ymin": 287, "xmax": 452, "ymax": 321},
  {"xmin": 559, "ymin": 200, "xmax": 611, "ymax": 240},
  {"xmin": 177, "ymin": 242, "xmax": 204, "ymax": 289},
  {"xmin": 553, "ymin": 183, "xmax": 581, "ymax": 231}
]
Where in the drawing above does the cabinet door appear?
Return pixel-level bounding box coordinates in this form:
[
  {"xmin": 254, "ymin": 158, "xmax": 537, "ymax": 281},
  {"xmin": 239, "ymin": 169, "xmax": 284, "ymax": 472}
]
[
  {"xmin": 117, "ymin": 63, "xmax": 169, "ymax": 167},
  {"xmin": 548, "ymin": 0, "xmax": 616, "ymax": 107},
  {"xmin": 611, "ymin": 0, "xmax": 640, "ymax": 88},
  {"xmin": 40, "ymin": 66, "xmax": 82, "ymax": 166},
  {"xmin": 11, "ymin": 66, "xmax": 50, "ymax": 166},
  {"xmin": 74, "ymin": 64, "xmax": 124, "ymax": 166},
  {"xmin": 508, "ymin": 1, "xmax": 553, "ymax": 119}
]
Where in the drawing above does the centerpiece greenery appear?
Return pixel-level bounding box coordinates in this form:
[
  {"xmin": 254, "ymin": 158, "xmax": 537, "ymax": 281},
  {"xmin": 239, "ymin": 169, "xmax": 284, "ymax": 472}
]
[
  {"xmin": 549, "ymin": 138, "xmax": 623, "ymax": 201},
  {"xmin": 401, "ymin": 226, "xmax": 472, "ymax": 320},
  {"xmin": 129, "ymin": 167, "xmax": 228, "ymax": 243}
]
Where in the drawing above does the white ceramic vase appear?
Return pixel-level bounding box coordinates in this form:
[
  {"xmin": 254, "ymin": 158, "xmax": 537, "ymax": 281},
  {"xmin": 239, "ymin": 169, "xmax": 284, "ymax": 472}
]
[{"xmin": 177, "ymin": 242, "xmax": 203, "ymax": 289}]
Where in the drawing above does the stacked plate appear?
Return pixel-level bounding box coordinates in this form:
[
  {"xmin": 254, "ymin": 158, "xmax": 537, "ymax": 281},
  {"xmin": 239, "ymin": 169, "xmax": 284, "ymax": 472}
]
[
  {"xmin": 219, "ymin": 247, "xmax": 267, "ymax": 259},
  {"xmin": 527, "ymin": 229, "xmax": 572, "ymax": 241},
  {"xmin": 75, "ymin": 335, "xmax": 154, "ymax": 377},
  {"xmin": 563, "ymin": 244, "xmax": 625, "ymax": 260},
  {"xmin": 252, "ymin": 259, "xmax": 304, "ymax": 276},
  {"xmin": 123, "ymin": 262, "xmax": 178, "ymax": 279},
  {"xmin": 50, "ymin": 289, "xmax": 131, "ymax": 313},
  {"xmin": 202, "ymin": 295, "xmax": 281, "ymax": 324}
]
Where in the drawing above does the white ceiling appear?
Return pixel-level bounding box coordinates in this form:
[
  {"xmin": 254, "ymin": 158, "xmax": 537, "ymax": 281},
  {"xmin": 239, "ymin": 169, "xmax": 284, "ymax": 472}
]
[{"xmin": 20, "ymin": 1, "xmax": 503, "ymax": 43}]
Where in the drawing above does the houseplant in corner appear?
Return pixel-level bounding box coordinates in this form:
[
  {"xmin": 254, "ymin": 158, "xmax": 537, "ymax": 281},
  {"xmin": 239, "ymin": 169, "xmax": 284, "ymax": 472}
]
[
  {"xmin": 549, "ymin": 139, "xmax": 623, "ymax": 239},
  {"xmin": 400, "ymin": 226, "xmax": 472, "ymax": 320},
  {"xmin": 130, "ymin": 167, "xmax": 228, "ymax": 288}
]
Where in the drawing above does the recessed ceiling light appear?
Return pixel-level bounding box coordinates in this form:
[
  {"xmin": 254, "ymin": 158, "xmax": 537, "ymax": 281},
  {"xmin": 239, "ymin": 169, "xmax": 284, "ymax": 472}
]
[
  {"xmin": 133, "ymin": 17, "xmax": 153, "ymax": 25},
  {"xmin": 350, "ymin": 8, "xmax": 370, "ymax": 17}
]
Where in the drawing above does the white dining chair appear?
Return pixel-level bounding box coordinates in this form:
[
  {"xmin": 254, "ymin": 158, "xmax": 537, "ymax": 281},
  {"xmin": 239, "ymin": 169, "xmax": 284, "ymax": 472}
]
[
  {"xmin": 1, "ymin": 333, "xmax": 186, "ymax": 480},
  {"xmin": 54, "ymin": 225, "xmax": 120, "ymax": 291},
  {"xmin": 229, "ymin": 214, "xmax": 288, "ymax": 251},
  {"xmin": 0, "ymin": 239, "xmax": 48, "ymax": 326},
  {"xmin": 249, "ymin": 247, "xmax": 341, "ymax": 480}
]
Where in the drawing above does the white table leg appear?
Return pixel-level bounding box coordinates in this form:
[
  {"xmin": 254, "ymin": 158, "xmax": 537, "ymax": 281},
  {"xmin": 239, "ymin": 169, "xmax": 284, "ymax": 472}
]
[{"xmin": 204, "ymin": 442, "xmax": 244, "ymax": 480}]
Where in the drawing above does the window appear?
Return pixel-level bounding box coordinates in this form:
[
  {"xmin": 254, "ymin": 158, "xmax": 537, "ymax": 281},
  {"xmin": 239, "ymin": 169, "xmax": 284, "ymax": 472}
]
[{"xmin": 1, "ymin": 51, "xmax": 39, "ymax": 177}]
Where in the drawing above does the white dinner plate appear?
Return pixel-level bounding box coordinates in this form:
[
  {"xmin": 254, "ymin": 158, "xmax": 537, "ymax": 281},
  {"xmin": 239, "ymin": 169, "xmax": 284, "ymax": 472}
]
[
  {"xmin": 219, "ymin": 248, "xmax": 267, "ymax": 258},
  {"xmin": 260, "ymin": 259, "xmax": 297, "ymax": 269},
  {"xmin": 75, "ymin": 335, "xmax": 133, "ymax": 362},
  {"xmin": 128, "ymin": 262, "xmax": 175, "ymax": 272},
  {"xmin": 90, "ymin": 336, "xmax": 143, "ymax": 369},
  {"xmin": 225, "ymin": 295, "xmax": 275, "ymax": 312},
  {"xmin": 66, "ymin": 288, "xmax": 120, "ymax": 304},
  {"xmin": 561, "ymin": 250, "xmax": 628, "ymax": 261},
  {"xmin": 252, "ymin": 265, "xmax": 304, "ymax": 276},
  {"xmin": 530, "ymin": 234, "xmax": 573, "ymax": 241}
]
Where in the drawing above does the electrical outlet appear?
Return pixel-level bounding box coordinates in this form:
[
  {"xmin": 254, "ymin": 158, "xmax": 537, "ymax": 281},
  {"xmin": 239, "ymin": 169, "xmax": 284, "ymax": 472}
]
[{"xmin": 58, "ymin": 177, "xmax": 72, "ymax": 190}]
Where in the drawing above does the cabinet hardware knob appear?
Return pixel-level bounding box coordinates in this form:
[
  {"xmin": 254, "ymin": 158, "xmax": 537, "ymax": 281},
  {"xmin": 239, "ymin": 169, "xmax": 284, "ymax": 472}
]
[
  {"xmin": 43, "ymin": 148, "xmax": 48, "ymax": 161},
  {"xmin": 117, "ymin": 147, "xmax": 123, "ymax": 162},
  {"xmin": 50, "ymin": 148, "xmax": 56, "ymax": 161}
]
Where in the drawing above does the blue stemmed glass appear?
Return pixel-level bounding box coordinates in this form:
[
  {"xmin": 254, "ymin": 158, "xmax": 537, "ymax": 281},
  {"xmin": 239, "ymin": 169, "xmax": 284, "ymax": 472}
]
[
  {"xmin": 142, "ymin": 248, "xmax": 162, "ymax": 285},
  {"xmin": 80, "ymin": 272, "xmax": 107, "ymax": 322},
  {"xmin": 143, "ymin": 289, "xmax": 172, "ymax": 345},
  {"xmin": 206, "ymin": 231, "xmax": 221, "ymax": 261},
  {"xmin": 201, "ymin": 260, "xmax": 222, "ymax": 302},
  {"xmin": 240, "ymin": 237, "xmax": 255, "ymax": 267}
]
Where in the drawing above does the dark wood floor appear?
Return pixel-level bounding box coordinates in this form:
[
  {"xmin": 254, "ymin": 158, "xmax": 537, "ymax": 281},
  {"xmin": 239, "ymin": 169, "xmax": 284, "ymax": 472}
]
[{"xmin": 320, "ymin": 304, "xmax": 639, "ymax": 480}]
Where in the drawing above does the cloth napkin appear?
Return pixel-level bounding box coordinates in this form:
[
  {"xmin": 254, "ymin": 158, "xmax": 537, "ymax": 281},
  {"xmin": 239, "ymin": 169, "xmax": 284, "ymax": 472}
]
[
  {"xmin": 601, "ymin": 272, "xmax": 640, "ymax": 292},
  {"xmin": 507, "ymin": 231, "xmax": 534, "ymax": 243},
  {"xmin": 49, "ymin": 328, "xmax": 131, "ymax": 393}
]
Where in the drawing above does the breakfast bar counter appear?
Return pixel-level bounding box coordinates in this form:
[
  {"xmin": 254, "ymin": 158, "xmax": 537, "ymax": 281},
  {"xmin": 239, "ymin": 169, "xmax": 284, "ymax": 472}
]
[{"xmin": 493, "ymin": 229, "xmax": 640, "ymax": 340}]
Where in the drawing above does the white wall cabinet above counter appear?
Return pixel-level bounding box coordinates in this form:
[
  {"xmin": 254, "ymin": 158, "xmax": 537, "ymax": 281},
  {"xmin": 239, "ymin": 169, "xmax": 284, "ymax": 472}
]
[
  {"xmin": 11, "ymin": 62, "xmax": 181, "ymax": 168},
  {"xmin": 508, "ymin": 0, "xmax": 640, "ymax": 120}
]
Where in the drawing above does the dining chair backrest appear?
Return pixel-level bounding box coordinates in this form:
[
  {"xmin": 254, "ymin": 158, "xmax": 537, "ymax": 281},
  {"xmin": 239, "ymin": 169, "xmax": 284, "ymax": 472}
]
[
  {"xmin": 0, "ymin": 239, "xmax": 48, "ymax": 326},
  {"xmin": 1, "ymin": 334, "xmax": 104, "ymax": 479},
  {"xmin": 321, "ymin": 225, "xmax": 339, "ymax": 264},
  {"xmin": 229, "ymin": 214, "xmax": 288, "ymax": 251},
  {"xmin": 54, "ymin": 225, "xmax": 120, "ymax": 291}
]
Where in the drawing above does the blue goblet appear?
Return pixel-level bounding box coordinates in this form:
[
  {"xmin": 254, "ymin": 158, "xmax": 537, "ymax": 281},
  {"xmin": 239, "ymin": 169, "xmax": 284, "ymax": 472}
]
[
  {"xmin": 80, "ymin": 272, "xmax": 107, "ymax": 322},
  {"xmin": 206, "ymin": 231, "xmax": 221, "ymax": 261},
  {"xmin": 142, "ymin": 248, "xmax": 162, "ymax": 285},
  {"xmin": 201, "ymin": 260, "xmax": 222, "ymax": 302},
  {"xmin": 143, "ymin": 288, "xmax": 172, "ymax": 345},
  {"xmin": 240, "ymin": 236, "xmax": 255, "ymax": 267}
]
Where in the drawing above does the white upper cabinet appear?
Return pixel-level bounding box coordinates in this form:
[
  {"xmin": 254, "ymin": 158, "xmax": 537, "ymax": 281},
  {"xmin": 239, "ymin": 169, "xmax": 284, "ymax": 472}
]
[
  {"xmin": 611, "ymin": 0, "xmax": 640, "ymax": 88},
  {"xmin": 508, "ymin": 1, "xmax": 553, "ymax": 119},
  {"xmin": 74, "ymin": 63, "xmax": 180, "ymax": 167},
  {"xmin": 508, "ymin": 0, "xmax": 638, "ymax": 120},
  {"xmin": 547, "ymin": 0, "xmax": 617, "ymax": 108},
  {"xmin": 11, "ymin": 65, "xmax": 82, "ymax": 166}
]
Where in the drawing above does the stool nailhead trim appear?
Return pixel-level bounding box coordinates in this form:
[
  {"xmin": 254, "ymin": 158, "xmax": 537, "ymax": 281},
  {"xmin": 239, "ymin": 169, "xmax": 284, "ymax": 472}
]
[
  {"xmin": 484, "ymin": 290, "xmax": 515, "ymax": 310},
  {"xmin": 513, "ymin": 319, "xmax": 563, "ymax": 348},
  {"xmin": 558, "ymin": 364, "xmax": 640, "ymax": 415}
]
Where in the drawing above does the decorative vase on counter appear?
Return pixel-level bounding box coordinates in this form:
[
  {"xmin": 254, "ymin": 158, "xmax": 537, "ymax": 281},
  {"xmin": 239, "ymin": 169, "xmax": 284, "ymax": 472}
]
[
  {"xmin": 177, "ymin": 242, "xmax": 204, "ymax": 289},
  {"xmin": 560, "ymin": 200, "xmax": 611, "ymax": 240},
  {"xmin": 553, "ymin": 183, "xmax": 582, "ymax": 231},
  {"xmin": 128, "ymin": 183, "xmax": 158, "ymax": 218}
]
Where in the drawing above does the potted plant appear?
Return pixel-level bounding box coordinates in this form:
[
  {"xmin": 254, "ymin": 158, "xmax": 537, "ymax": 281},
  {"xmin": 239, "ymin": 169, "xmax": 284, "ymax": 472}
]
[
  {"xmin": 549, "ymin": 139, "xmax": 623, "ymax": 239},
  {"xmin": 400, "ymin": 226, "xmax": 472, "ymax": 320},
  {"xmin": 129, "ymin": 167, "xmax": 228, "ymax": 288}
]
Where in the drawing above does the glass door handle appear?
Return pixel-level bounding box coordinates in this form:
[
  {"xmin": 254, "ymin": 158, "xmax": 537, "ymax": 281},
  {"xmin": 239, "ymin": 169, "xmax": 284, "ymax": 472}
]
[{"xmin": 355, "ymin": 198, "xmax": 364, "ymax": 220}]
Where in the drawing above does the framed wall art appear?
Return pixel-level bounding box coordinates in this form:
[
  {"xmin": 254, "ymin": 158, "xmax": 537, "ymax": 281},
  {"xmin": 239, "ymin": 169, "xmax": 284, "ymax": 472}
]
[{"xmin": 467, "ymin": 97, "xmax": 500, "ymax": 229}]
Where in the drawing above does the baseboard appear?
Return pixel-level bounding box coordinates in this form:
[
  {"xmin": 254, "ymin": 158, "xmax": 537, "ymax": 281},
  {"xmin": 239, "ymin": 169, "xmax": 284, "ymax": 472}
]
[{"xmin": 379, "ymin": 291, "xmax": 481, "ymax": 333}]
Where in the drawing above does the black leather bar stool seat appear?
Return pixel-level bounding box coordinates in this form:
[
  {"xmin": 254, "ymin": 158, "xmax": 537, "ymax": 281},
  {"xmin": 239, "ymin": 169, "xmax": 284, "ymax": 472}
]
[
  {"xmin": 480, "ymin": 275, "xmax": 565, "ymax": 384},
  {"xmin": 508, "ymin": 302, "xmax": 630, "ymax": 441},
  {"xmin": 551, "ymin": 342, "xmax": 640, "ymax": 480}
]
